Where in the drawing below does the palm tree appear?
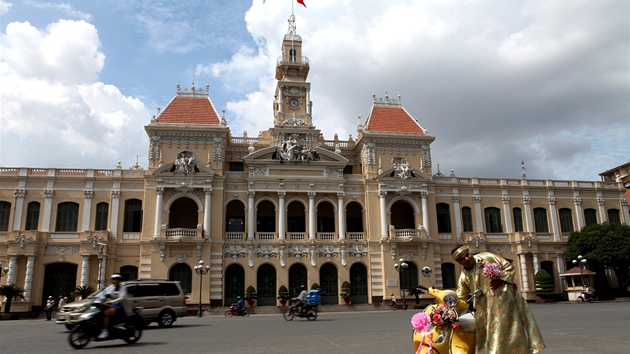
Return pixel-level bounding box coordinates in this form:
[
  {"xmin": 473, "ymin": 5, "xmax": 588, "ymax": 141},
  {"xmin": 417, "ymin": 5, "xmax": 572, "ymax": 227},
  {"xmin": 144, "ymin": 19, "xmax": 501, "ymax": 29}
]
[
  {"xmin": 0, "ymin": 283, "xmax": 26, "ymax": 314},
  {"xmin": 71, "ymin": 285, "xmax": 95, "ymax": 300}
]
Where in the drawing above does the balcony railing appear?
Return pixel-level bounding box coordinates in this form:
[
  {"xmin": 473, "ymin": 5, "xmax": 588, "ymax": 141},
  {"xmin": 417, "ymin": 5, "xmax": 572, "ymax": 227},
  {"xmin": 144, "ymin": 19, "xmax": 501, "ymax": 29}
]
[
  {"xmin": 347, "ymin": 232, "xmax": 364, "ymax": 240},
  {"xmin": 288, "ymin": 232, "xmax": 305, "ymax": 240},
  {"xmin": 318, "ymin": 232, "xmax": 335, "ymax": 240},
  {"xmin": 226, "ymin": 232, "xmax": 245, "ymax": 240},
  {"xmin": 164, "ymin": 228, "xmax": 202, "ymax": 239},
  {"xmin": 257, "ymin": 232, "xmax": 276, "ymax": 240}
]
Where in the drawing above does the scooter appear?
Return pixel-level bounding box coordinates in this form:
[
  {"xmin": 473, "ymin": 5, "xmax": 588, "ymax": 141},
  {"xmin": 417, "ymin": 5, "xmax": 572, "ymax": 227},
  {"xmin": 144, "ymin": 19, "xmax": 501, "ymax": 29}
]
[
  {"xmin": 68, "ymin": 298, "xmax": 143, "ymax": 349},
  {"xmin": 577, "ymin": 288, "xmax": 597, "ymax": 303},
  {"xmin": 282, "ymin": 302, "xmax": 318, "ymax": 321},
  {"xmin": 225, "ymin": 304, "xmax": 250, "ymax": 317},
  {"xmin": 412, "ymin": 266, "xmax": 480, "ymax": 354}
]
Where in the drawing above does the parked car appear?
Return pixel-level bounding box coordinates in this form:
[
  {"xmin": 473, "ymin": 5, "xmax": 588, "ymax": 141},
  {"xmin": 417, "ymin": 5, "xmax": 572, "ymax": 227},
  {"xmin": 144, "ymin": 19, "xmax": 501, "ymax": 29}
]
[{"xmin": 57, "ymin": 280, "xmax": 187, "ymax": 329}]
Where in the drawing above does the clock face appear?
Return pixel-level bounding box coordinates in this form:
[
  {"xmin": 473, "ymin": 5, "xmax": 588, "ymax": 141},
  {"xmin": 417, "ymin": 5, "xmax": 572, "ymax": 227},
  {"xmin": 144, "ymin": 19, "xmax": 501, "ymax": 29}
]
[{"xmin": 289, "ymin": 98, "xmax": 299, "ymax": 109}]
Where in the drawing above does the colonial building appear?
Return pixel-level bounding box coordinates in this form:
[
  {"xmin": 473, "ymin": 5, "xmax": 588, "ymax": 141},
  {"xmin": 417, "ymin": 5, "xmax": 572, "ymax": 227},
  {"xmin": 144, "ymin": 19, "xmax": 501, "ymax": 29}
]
[{"xmin": 1, "ymin": 14, "xmax": 628, "ymax": 312}]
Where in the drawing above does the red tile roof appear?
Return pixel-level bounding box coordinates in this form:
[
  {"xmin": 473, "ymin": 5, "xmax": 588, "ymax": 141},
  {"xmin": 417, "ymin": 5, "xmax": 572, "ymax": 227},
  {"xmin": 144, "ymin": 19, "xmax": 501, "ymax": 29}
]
[
  {"xmin": 364, "ymin": 105, "xmax": 424, "ymax": 134},
  {"xmin": 156, "ymin": 96, "xmax": 221, "ymax": 125}
]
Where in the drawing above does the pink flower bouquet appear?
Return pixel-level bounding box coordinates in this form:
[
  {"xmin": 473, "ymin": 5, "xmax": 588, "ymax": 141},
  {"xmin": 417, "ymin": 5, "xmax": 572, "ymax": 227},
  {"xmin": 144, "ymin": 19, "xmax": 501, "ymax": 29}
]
[{"xmin": 482, "ymin": 262, "xmax": 505, "ymax": 296}]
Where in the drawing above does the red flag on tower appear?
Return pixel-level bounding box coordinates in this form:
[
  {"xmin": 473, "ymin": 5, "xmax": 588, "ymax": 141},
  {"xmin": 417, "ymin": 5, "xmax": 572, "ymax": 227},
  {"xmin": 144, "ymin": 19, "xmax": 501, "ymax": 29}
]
[{"xmin": 297, "ymin": 0, "xmax": 306, "ymax": 8}]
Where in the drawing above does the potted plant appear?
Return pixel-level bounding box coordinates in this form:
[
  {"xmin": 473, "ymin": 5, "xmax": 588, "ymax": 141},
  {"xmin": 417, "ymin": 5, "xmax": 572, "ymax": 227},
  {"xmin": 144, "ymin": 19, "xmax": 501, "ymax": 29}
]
[
  {"xmin": 0, "ymin": 283, "xmax": 25, "ymax": 314},
  {"xmin": 245, "ymin": 285, "xmax": 257, "ymax": 306},
  {"xmin": 71, "ymin": 285, "xmax": 95, "ymax": 300},
  {"xmin": 340, "ymin": 281, "xmax": 352, "ymax": 304},
  {"xmin": 277, "ymin": 285, "xmax": 290, "ymax": 306}
]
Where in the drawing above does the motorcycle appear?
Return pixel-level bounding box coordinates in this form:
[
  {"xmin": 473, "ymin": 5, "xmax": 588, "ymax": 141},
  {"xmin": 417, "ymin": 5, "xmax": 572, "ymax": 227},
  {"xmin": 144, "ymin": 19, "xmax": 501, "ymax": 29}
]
[
  {"xmin": 577, "ymin": 288, "xmax": 597, "ymax": 303},
  {"xmin": 282, "ymin": 302, "xmax": 318, "ymax": 321},
  {"xmin": 68, "ymin": 298, "xmax": 143, "ymax": 349},
  {"xmin": 225, "ymin": 304, "xmax": 250, "ymax": 317},
  {"xmin": 412, "ymin": 266, "xmax": 480, "ymax": 354}
]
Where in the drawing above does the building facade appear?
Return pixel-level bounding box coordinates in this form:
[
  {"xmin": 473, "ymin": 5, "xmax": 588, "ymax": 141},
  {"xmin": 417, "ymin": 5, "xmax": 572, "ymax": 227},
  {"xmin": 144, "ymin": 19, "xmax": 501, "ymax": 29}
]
[{"xmin": 1, "ymin": 15, "xmax": 628, "ymax": 312}]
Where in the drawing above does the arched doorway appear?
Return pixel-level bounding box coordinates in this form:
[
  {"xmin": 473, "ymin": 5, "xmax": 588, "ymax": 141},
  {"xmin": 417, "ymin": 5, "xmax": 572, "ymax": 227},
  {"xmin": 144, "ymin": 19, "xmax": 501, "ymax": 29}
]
[
  {"xmin": 119, "ymin": 265, "xmax": 138, "ymax": 281},
  {"xmin": 289, "ymin": 263, "xmax": 307, "ymax": 297},
  {"xmin": 169, "ymin": 263, "xmax": 192, "ymax": 295},
  {"xmin": 399, "ymin": 261, "xmax": 419, "ymax": 292},
  {"xmin": 42, "ymin": 263, "xmax": 77, "ymax": 307},
  {"xmin": 350, "ymin": 263, "xmax": 368, "ymax": 304},
  {"xmin": 257, "ymin": 264, "xmax": 276, "ymax": 306},
  {"xmin": 320, "ymin": 263, "xmax": 338, "ymax": 305},
  {"xmin": 390, "ymin": 200, "xmax": 415, "ymax": 229},
  {"xmin": 168, "ymin": 197, "xmax": 198, "ymax": 228},
  {"xmin": 224, "ymin": 264, "xmax": 245, "ymax": 306}
]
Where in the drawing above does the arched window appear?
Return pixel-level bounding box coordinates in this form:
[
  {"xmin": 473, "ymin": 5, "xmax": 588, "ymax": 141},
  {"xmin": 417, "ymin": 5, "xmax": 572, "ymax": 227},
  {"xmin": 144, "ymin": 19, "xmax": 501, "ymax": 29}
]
[
  {"xmin": 584, "ymin": 208, "xmax": 597, "ymax": 226},
  {"xmin": 95, "ymin": 202, "xmax": 109, "ymax": 231},
  {"xmin": 436, "ymin": 203, "xmax": 451, "ymax": 233},
  {"xmin": 441, "ymin": 263, "xmax": 456, "ymax": 289},
  {"xmin": 119, "ymin": 265, "xmax": 138, "ymax": 281},
  {"xmin": 534, "ymin": 208, "xmax": 549, "ymax": 233},
  {"xmin": 462, "ymin": 207, "xmax": 473, "ymax": 232},
  {"xmin": 512, "ymin": 207, "xmax": 523, "ymax": 232},
  {"xmin": 559, "ymin": 208, "xmax": 574, "ymax": 233},
  {"xmin": 55, "ymin": 202, "xmax": 79, "ymax": 232},
  {"xmin": 399, "ymin": 261, "xmax": 419, "ymax": 290},
  {"xmin": 123, "ymin": 199, "xmax": 143, "ymax": 232},
  {"xmin": 484, "ymin": 207, "xmax": 503, "ymax": 233},
  {"xmin": 0, "ymin": 201, "xmax": 11, "ymax": 231},
  {"xmin": 169, "ymin": 263, "xmax": 192, "ymax": 294}
]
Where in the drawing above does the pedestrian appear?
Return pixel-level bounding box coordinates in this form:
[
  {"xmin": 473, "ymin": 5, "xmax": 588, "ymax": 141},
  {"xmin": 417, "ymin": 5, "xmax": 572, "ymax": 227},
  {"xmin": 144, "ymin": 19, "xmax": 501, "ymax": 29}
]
[
  {"xmin": 45, "ymin": 296, "xmax": 55, "ymax": 321},
  {"xmin": 452, "ymin": 244, "xmax": 546, "ymax": 353},
  {"xmin": 58, "ymin": 295, "xmax": 66, "ymax": 309},
  {"xmin": 390, "ymin": 293, "xmax": 397, "ymax": 311}
]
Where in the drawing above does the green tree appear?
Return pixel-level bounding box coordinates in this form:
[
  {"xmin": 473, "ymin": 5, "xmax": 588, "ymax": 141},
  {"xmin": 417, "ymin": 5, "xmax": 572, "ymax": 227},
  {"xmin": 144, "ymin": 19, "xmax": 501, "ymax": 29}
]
[
  {"xmin": 277, "ymin": 285, "xmax": 289, "ymax": 302},
  {"xmin": 567, "ymin": 222, "xmax": 630, "ymax": 296},
  {"xmin": 340, "ymin": 281, "xmax": 352, "ymax": 300},
  {"xmin": 534, "ymin": 269, "xmax": 555, "ymax": 299},
  {"xmin": 71, "ymin": 285, "xmax": 96, "ymax": 300},
  {"xmin": 0, "ymin": 283, "xmax": 26, "ymax": 314}
]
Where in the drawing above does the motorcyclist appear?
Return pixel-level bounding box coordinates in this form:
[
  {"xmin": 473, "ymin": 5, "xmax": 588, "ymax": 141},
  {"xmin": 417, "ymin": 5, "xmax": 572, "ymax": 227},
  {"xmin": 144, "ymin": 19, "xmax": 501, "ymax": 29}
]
[
  {"xmin": 235, "ymin": 296, "xmax": 245, "ymax": 315},
  {"xmin": 98, "ymin": 274, "xmax": 131, "ymax": 339},
  {"xmin": 292, "ymin": 285, "xmax": 308, "ymax": 313}
]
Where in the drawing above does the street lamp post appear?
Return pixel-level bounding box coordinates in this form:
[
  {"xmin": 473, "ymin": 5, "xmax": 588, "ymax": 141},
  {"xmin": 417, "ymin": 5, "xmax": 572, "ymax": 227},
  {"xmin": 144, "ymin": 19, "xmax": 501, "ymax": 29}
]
[
  {"xmin": 572, "ymin": 255, "xmax": 588, "ymax": 287},
  {"xmin": 394, "ymin": 258, "xmax": 409, "ymax": 311},
  {"xmin": 194, "ymin": 260, "xmax": 210, "ymax": 317},
  {"xmin": 96, "ymin": 243, "xmax": 107, "ymax": 290}
]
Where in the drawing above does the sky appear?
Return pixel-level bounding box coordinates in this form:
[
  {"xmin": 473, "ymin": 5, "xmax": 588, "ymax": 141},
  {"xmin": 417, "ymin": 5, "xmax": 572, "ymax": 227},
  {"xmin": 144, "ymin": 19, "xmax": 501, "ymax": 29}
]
[{"xmin": 0, "ymin": 0, "xmax": 628, "ymax": 181}]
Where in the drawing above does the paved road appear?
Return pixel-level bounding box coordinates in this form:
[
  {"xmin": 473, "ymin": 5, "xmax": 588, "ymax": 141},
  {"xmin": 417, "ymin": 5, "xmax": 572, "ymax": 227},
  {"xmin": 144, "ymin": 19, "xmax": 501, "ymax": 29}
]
[{"xmin": 0, "ymin": 302, "xmax": 628, "ymax": 353}]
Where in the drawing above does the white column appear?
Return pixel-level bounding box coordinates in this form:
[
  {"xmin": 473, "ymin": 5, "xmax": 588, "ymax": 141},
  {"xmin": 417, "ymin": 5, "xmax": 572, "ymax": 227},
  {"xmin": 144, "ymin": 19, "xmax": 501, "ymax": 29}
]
[
  {"xmin": 110, "ymin": 189, "xmax": 121, "ymax": 240},
  {"xmin": 555, "ymin": 253, "xmax": 565, "ymax": 278},
  {"xmin": 204, "ymin": 187, "xmax": 212, "ymax": 238},
  {"xmin": 518, "ymin": 253, "xmax": 530, "ymax": 291},
  {"xmin": 24, "ymin": 256, "xmax": 35, "ymax": 301},
  {"xmin": 154, "ymin": 187, "xmax": 164, "ymax": 239},
  {"xmin": 98, "ymin": 256, "xmax": 107, "ymax": 290},
  {"xmin": 82, "ymin": 189, "xmax": 93, "ymax": 231},
  {"xmin": 452, "ymin": 194, "xmax": 462, "ymax": 241},
  {"xmin": 421, "ymin": 191, "xmax": 430, "ymax": 237},
  {"xmin": 81, "ymin": 256, "xmax": 90, "ymax": 286},
  {"xmin": 337, "ymin": 192, "xmax": 345, "ymax": 240},
  {"xmin": 306, "ymin": 88, "xmax": 311, "ymax": 115},
  {"xmin": 12, "ymin": 188, "xmax": 25, "ymax": 231},
  {"xmin": 597, "ymin": 194, "xmax": 607, "ymax": 223},
  {"xmin": 473, "ymin": 194, "xmax": 483, "ymax": 233},
  {"xmin": 502, "ymin": 194, "xmax": 513, "ymax": 233},
  {"xmin": 247, "ymin": 191, "xmax": 255, "ymax": 241},
  {"xmin": 622, "ymin": 197, "xmax": 630, "ymax": 225},
  {"xmin": 378, "ymin": 190, "xmax": 388, "ymax": 240},
  {"xmin": 278, "ymin": 84, "xmax": 284, "ymax": 114},
  {"xmin": 523, "ymin": 194, "xmax": 534, "ymax": 232},
  {"xmin": 278, "ymin": 191, "xmax": 286, "ymax": 240},
  {"xmin": 574, "ymin": 194, "xmax": 584, "ymax": 230},
  {"xmin": 308, "ymin": 192, "xmax": 316, "ymax": 240},
  {"xmin": 548, "ymin": 194, "xmax": 560, "ymax": 241},
  {"xmin": 42, "ymin": 189, "xmax": 54, "ymax": 232},
  {"xmin": 532, "ymin": 253, "xmax": 540, "ymax": 275},
  {"xmin": 7, "ymin": 256, "xmax": 17, "ymax": 285}
]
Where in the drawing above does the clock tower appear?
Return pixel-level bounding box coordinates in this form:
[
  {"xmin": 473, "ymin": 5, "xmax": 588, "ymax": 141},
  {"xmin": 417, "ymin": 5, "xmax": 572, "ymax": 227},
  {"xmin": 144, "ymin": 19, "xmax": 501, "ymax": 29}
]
[{"xmin": 273, "ymin": 14, "xmax": 313, "ymax": 127}]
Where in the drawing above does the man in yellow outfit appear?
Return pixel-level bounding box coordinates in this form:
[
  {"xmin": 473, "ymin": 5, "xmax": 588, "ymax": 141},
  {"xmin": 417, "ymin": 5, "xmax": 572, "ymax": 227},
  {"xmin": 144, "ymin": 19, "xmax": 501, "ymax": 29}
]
[{"xmin": 452, "ymin": 244, "xmax": 546, "ymax": 353}]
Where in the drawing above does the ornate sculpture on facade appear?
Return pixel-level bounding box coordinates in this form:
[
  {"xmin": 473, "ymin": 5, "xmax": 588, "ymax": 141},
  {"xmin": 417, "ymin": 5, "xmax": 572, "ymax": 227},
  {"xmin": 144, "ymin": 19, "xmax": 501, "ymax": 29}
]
[
  {"xmin": 392, "ymin": 156, "xmax": 413, "ymax": 179},
  {"xmin": 280, "ymin": 113, "xmax": 306, "ymax": 126},
  {"xmin": 309, "ymin": 245, "xmax": 317, "ymax": 266},
  {"xmin": 274, "ymin": 134, "xmax": 319, "ymax": 162},
  {"xmin": 172, "ymin": 151, "xmax": 198, "ymax": 174}
]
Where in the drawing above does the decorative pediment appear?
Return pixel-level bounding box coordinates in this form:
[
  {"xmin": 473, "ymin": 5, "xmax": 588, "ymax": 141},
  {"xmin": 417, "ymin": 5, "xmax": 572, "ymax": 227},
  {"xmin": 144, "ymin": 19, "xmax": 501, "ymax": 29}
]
[
  {"xmin": 375, "ymin": 166, "xmax": 430, "ymax": 180},
  {"xmin": 152, "ymin": 161, "xmax": 216, "ymax": 176},
  {"xmin": 243, "ymin": 147, "xmax": 348, "ymax": 164}
]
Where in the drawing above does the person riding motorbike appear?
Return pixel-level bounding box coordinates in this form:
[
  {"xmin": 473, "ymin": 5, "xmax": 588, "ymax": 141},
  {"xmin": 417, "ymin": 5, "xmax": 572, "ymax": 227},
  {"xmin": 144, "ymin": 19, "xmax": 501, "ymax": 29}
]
[
  {"xmin": 235, "ymin": 296, "xmax": 245, "ymax": 315},
  {"xmin": 98, "ymin": 274, "xmax": 131, "ymax": 339},
  {"xmin": 292, "ymin": 285, "xmax": 308, "ymax": 313}
]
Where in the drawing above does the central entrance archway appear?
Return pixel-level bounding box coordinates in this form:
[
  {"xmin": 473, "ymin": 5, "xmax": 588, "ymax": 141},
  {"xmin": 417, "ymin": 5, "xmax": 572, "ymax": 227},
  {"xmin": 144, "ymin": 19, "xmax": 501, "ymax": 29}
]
[
  {"xmin": 320, "ymin": 263, "xmax": 338, "ymax": 305},
  {"xmin": 257, "ymin": 264, "xmax": 276, "ymax": 306}
]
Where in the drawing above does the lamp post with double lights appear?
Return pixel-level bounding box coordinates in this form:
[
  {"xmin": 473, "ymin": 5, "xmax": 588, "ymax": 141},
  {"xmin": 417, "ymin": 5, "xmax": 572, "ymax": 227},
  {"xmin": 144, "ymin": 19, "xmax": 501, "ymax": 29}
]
[
  {"xmin": 194, "ymin": 260, "xmax": 210, "ymax": 317},
  {"xmin": 572, "ymin": 255, "xmax": 587, "ymax": 287},
  {"xmin": 0, "ymin": 261, "xmax": 9, "ymax": 279},
  {"xmin": 394, "ymin": 258, "xmax": 409, "ymax": 311}
]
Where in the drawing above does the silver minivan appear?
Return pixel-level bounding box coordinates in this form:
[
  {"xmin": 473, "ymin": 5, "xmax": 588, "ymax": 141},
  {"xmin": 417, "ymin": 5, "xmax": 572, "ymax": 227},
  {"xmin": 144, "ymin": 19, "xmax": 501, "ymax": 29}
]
[{"xmin": 56, "ymin": 280, "xmax": 187, "ymax": 329}]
